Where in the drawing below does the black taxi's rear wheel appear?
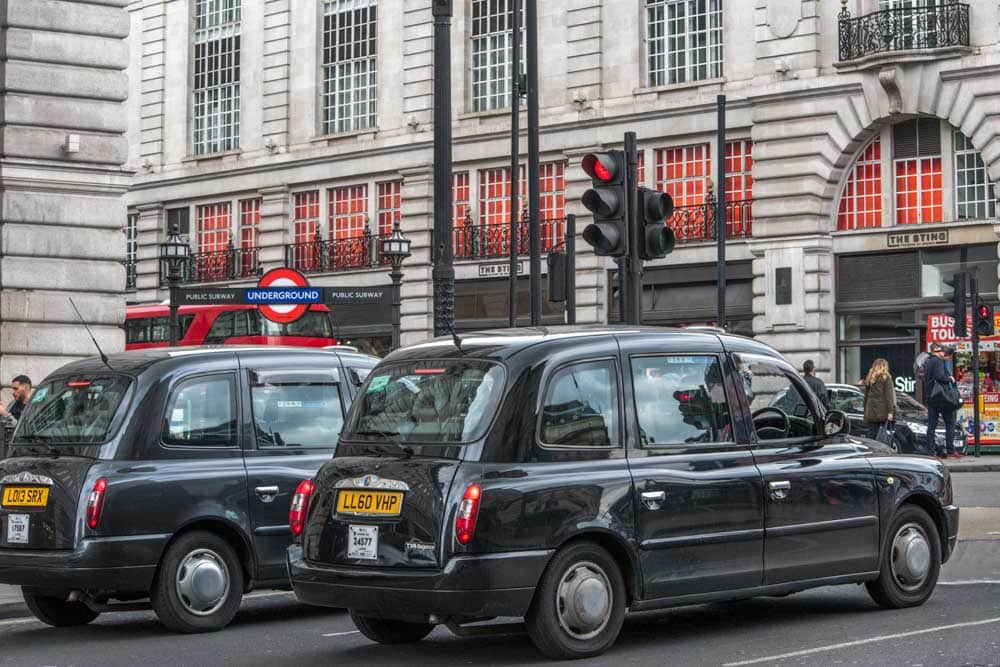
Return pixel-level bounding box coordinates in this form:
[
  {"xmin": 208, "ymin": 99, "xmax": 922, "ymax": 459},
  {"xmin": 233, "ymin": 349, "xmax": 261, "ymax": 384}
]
[
  {"xmin": 866, "ymin": 505, "xmax": 941, "ymax": 609},
  {"xmin": 22, "ymin": 589, "xmax": 99, "ymax": 627},
  {"xmin": 526, "ymin": 541, "xmax": 626, "ymax": 660},
  {"xmin": 349, "ymin": 611, "xmax": 434, "ymax": 644},
  {"xmin": 151, "ymin": 531, "xmax": 244, "ymax": 633}
]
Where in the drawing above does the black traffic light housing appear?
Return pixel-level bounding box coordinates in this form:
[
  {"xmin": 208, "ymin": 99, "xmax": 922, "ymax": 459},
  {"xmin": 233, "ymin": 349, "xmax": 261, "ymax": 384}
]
[
  {"xmin": 945, "ymin": 272, "xmax": 967, "ymax": 338},
  {"xmin": 581, "ymin": 151, "xmax": 627, "ymax": 257},
  {"xmin": 976, "ymin": 301, "xmax": 994, "ymax": 337},
  {"xmin": 637, "ymin": 187, "xmax": 676, "ymax": 260}
]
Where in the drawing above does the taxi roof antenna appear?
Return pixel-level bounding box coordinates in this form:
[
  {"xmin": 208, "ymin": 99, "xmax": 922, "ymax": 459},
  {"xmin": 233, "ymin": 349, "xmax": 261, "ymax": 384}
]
[
  {"xmin": 444, "ymin": 320, "xmax": 464, "ymax": 354},
  {"xmin": 69, "ymin": 298, "xmax": 113, "ymax": 371}
]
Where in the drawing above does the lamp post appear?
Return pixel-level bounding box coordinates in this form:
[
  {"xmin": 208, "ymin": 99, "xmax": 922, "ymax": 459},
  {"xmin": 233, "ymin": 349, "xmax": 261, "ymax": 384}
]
[
  {"xmin": 381, "ymin": 221, "xmax": 412, "ymax": 350},
  {"xmin": 159, "ymin": 222, "xmax": 190, "ymax": 347}
]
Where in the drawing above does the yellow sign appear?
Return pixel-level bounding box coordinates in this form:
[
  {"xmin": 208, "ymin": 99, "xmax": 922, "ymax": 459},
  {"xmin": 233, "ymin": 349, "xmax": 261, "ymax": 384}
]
[
  {"xmin": 1, "ymin": 487, "xmax": 49, "ymax": 508},
  {"xmin": 336, "ymin": 490, "xmax": 403, "ymax": 516}
]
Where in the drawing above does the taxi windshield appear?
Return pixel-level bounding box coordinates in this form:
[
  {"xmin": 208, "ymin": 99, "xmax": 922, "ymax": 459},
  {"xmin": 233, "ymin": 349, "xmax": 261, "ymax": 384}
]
[
  {"xmin": 14, "ymin": 376, "xmax": 132, "ymax": 445},
  {"xmin": 343, "ymin": 361, "xmax": 505, "ymax": 444}
]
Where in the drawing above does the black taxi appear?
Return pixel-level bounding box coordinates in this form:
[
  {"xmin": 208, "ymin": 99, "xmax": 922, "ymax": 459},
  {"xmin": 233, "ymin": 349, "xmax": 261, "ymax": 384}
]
[
  {"xmin": 287, "ymin": 327, "xmax": 959, "ymax": 660},
  {"xmin": 0, "ymin": 346, "xmax": 376, "ymax": 632}
]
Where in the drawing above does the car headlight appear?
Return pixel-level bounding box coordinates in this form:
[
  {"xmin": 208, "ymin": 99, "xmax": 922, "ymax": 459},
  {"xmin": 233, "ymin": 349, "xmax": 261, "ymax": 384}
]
[{"xmin": 904, "ymin": 421, "xmax": 927, "ymax": 435}]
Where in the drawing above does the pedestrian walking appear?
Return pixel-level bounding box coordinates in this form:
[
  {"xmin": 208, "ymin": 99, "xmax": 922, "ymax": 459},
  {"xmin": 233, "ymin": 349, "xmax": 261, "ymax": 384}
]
[
  {"xmin": 802, "ymin": 359, "xmax": 830, "ymax": 409},
  {"xmin": 924, "ymin": 343, "xmax": 960, "ymax": 459},
  {"xmin": 0, "ymin": 375, "xmax": 32, "ymax": 423},
  {"xmin": 863, "ymin": 359, "xmax": 896, "ymax": 443}
]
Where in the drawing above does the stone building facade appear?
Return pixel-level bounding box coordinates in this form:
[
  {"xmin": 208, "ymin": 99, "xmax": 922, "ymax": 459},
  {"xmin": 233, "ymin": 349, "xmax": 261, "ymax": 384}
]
[
  {"xmin": 124, "ymin": 0, "xmax": 1000, "ymax": 385},
  {"xmin": 0, "ymin": 0, "xmax": 132, "ymax": 401}
]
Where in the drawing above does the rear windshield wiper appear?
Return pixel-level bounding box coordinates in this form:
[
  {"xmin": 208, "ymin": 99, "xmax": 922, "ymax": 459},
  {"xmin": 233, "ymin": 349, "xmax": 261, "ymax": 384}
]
[{"xmin": 352, "ymin": 429, "xmax": 414, "ymax": 458}]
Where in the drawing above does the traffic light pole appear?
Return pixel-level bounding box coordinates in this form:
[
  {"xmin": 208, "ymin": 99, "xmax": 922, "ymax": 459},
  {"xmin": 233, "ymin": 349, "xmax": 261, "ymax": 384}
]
[
  {"xmin": 971, "ymin": 276, "xmax": 982, "ymax": 457},
  {"xmin": 625, "ymin": 132, "xmax": 642, "ymax": 325},
  {"xmin": 432, "ymin": 0, "xmax": 455, "ymax": 338},
  {"xmin": 566, "ymin": 214, "xmax": 576, "ymax": 325},
  {"xmin": 526, "ymin": 0, "xmax": 541, "ymax": 326},
  {"xmin": 507, "ymin": 0, "xmax": 522, "ymax": 328},
  {"xmin": 716, "ymin": 94, "xmax": 727, "ymax": 330}
]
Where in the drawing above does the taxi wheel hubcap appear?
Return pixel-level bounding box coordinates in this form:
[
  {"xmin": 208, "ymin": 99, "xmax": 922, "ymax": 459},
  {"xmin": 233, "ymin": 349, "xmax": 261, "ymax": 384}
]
[
  {"xmin": 890, "ymin": 523, "xmax": 931, "ymax": 592},
  {"xmin": 175, "ymin": 548, "xmax": 230, "ymax": 616},
  {"xmin": 556, "ymin": 561, "xmax": 612, "ymax": 641}
]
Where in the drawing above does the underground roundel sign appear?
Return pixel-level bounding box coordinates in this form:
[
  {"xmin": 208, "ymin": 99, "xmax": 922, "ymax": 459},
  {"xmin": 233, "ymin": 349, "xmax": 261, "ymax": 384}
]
[{"xmin": 254, "ymin": 268, "xmax": 314, "ymax": 324}]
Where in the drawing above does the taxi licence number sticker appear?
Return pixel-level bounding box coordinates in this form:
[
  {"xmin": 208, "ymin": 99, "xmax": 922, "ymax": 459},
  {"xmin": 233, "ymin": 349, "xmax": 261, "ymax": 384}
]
[
  {"xmin": 1, "ymin": 487, "xmax": 49, "ymax": 508},
  {"xmin": 348, "ymin": 525, "xmax": 378, "ymax": 560},
  {"xmin": 6, "ymin": 514, "xmax": 29, "ymax": 545}
]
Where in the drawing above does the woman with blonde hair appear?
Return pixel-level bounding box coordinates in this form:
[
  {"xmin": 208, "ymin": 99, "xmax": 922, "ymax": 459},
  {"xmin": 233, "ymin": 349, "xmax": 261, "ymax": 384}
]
[{"xmin": 863, "ymin": 358, "xmax": 896, "ymax": 442}]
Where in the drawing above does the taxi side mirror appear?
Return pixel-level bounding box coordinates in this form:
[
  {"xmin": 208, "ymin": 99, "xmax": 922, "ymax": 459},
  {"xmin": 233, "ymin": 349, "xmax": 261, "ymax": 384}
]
[{"xmin": 824, "ymin": 410, "xmax": 849, "ymax": 437}]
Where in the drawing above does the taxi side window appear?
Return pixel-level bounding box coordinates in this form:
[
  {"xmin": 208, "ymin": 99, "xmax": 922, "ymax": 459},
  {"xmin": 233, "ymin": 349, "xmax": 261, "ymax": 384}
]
[
  {"xmin": 162, "ymin": 375, "xmax": 237, "ymax": 447},
  {"xmin": 631, "ymin": 355, "xmax": 733, "ymax": 446},
  {"xmin": 539, "ymin": 360, "xmax": 620, "ymax": 447}
]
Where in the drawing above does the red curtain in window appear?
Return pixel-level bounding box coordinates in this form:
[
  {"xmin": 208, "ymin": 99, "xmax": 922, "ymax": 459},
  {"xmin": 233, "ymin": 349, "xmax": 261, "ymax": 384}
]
[
  {"xmin": 329, "ymin": 185, "xmax": 368, "ymax": 240},
  {"xmin": 656, "ymin": 144, "xmax": 711, "ymax": 241},
  {"xmin": 239, "ymin": 198, "xmax": 261, "ymax": 249},
  {"xmin": 196, "ymin": 203, "xmax": 231, "ymax": 254},
  {"xmin": 895, "ymin": 157, "xmax": 942, "ymax": 225},
  {"xmin": 452, "ymin": 172, "xmax": 471, "ymax": 258},
  {"xmin": 293, "ymin": 191, "xmax": 320, "ymax": 244},
  {"xmin": 837, "ymin": 139, "xmax": 883, "ymax": 231},
  {"xmin": 725, "ymin": 140, "xmax": 753, "ymax": 237},
  {"xmin": 376, "ymin": 181, "xmax": 401, "ymax": 237}
]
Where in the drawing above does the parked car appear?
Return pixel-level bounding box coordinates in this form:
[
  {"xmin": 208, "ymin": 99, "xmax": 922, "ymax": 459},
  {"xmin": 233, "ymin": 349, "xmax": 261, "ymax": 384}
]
[
  {"xmin": 0, "ymin": 346, "xmax": 377, "ymax": 632},
  {"xmin": 770, "ymin": 382, "xmax": 965, "ymax": 455},
  {"xmin": 287, "ymin": 326, "xmax": 959, "ymax": 660}
]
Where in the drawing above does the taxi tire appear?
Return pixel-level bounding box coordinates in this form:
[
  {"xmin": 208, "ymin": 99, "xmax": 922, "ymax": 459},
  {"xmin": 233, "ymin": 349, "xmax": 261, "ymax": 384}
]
[
  {"xmin": 349, "ymin": 611, "xmax": 434, "ymax": 644},
  {"xmin": 866, "ymin": 504, "xmax": 941, "ymax": 609},
  {"xmin": 525, "ymin": 541, "xmax": 626, "ymax": 660},
  {"xmin": 22, "ymin": 589, "xmax": 100, "ymax": 627},
  {"xmin": 151, "ymin": 530, "xmax": 244, "ymax": 634}
]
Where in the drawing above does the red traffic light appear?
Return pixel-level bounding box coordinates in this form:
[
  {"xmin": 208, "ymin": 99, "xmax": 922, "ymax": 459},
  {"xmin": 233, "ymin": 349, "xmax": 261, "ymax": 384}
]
[
  {"xmin": 582, "ymin": 153, "xmax": 622, "ymax": 184},
  {"xmin": 981, "ymin": 305, "xmax": 990, "ymax": 318}
]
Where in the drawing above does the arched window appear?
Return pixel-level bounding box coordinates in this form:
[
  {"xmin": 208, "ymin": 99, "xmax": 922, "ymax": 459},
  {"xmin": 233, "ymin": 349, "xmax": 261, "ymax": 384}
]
[{"xmin": 837, "ymin": 119, "xmax": 996, "ymax": 231}]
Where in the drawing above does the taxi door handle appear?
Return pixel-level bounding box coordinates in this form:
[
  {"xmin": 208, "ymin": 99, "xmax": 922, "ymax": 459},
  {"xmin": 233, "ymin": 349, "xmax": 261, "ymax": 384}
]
[
  {"xmin": 769, "ymin": 481, "xmax": 791, "ymax": 500},
  {"xmin": 255, "ymin": 486, "xmax": 280, "ymax": 503},
  {"xmin": 641, "ymin": 490, "xmax": 665, "ymax": 510}
]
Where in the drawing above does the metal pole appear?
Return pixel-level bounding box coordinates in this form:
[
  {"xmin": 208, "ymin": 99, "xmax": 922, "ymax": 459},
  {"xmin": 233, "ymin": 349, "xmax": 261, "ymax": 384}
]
[
  {"xmin": 566, "ymin": 214, "xmax": 576, "ymax": 325},
  {"xmin": 616, "ymin": 257, "xmax": 626, "ymax": 323},
  {"xmin": 716, "ymin": 94, "xmax": 727, "ymax": 330},
  {"xmin": 625, "ymin": 132, "xmax": 641, "ymax": 325},
  {"xmin": 527, "ymin": 0, "xmax": 541, "ymax": 325},
  {"xmin": 168, "ymin": 282, "xmax": 179, "ymax": 348},
  {"xmin": 432, "ymin": 0, "xmax": 455, "ymax": 337},
  {"xmin": 507, "ymin": 0, "xmax": 522, "ymax": 327},
  {"xmin": 390, "ymin": 268, "xmax": 402, "ymax": 350},
  {"xmin": 971, "ymin": 276, "xmax": 982, "ymax": 457}
]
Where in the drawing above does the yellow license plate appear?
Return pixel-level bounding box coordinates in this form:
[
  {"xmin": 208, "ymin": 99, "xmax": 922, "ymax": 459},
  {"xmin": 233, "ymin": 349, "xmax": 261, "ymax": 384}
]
[
  {"xmin": 336, "ymin": 490, "xmax": 403, "ymax": 516},
  {"xmin": 2, "ymin": 487, "xmax": 49, "ymax": 508}
]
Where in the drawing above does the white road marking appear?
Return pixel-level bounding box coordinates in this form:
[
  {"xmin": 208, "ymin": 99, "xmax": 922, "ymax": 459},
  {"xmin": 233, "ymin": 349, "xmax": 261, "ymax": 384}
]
[
  {"xmin": 0, "ymin": 618, "xmax": 40, "ymax": 627},
  {"xmin": 244, "ymin": 591, "xmax": 296, "ymax": 600},
  {"xmin": 322, "ymin": 630, "xmax": 361, "ymax": 638},
  {"xmin": 939, "ymin": 579, "xmax": 1000, "ymax": 586},
  {"xmin": 722, "ymin": 616, "xmax": 1000, "ymax": 666}
]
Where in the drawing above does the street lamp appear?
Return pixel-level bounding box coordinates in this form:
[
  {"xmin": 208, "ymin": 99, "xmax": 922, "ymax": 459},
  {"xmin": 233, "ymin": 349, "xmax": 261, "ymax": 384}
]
[
  {"xmin": 159, "ymin": 222, "xmax": 190, "ymax": 347},
  {"xmin": 380, "ymin": 221, "xmax": 411, "ymax": 350}
]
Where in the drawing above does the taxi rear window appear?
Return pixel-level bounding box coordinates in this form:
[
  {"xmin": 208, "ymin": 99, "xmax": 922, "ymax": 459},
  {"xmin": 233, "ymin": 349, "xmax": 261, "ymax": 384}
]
[{"xmin": 14, "ymin": 376, "xmax": 132, "ymax": 445}]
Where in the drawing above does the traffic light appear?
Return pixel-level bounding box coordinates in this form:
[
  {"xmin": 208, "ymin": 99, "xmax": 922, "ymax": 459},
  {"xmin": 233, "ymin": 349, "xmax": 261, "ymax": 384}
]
[
  {"xmin": 637, "ymin": 187, "xmax": 676, "ymax": 260},
  {"xmin": 581, "ymin": 151, "xmax": 627, "ymax": 257},
  {"xmin": 976, "ymin": 302, "xmax": 994, "ymax": 337},
  {"xmin": 945, "ymin": 272, "xmax": 967, "ymax": 338}
]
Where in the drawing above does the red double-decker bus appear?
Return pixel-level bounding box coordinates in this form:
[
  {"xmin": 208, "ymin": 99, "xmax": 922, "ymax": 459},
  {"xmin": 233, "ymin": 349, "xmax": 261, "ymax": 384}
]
[{"xmin": 125, "ymin": 304, "xmax": 337, "ymax": 350}]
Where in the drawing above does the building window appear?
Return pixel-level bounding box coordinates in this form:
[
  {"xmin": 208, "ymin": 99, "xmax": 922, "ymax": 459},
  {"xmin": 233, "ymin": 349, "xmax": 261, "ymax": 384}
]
[
  {"xmin": 539, "ymin": 161, "xmax": 566, "ymax": 250},
  {"xmin": 453, "ymin": 172, "xmax": 471, "ymax": 227},
  {"xmin": 656, "ymin": 144, "xmax": 711, "ymax": 208},
  {"xmin": 646, "ymin": 0, "xmax": 723, "ymax": 87},
  {"xmin": 725, "ymin": 140, "xmax": 753, "ymax": 202},
  {"xmin": 376, "ymin": 181, "xmax": 401, "ymax": 237},
  {"xmin": 125, "ymin": 213, "xmax": 138, "ymax": 290},
  {"xmin": 893, "ymin": 119, "xmax": 942, "ymax": 226},
  {"xmin": 293, "ymin": 191, "xmax": 321, "ymax": 245},
  {"xmin": 478, "ymin": 166, "xmax": 523, "ymax": 229},
  {"xmin": 196, "ymin": 203, "xmax": 232, "ymax": 254},
  {"xmin": 954, "ymin": 129, "xmax": 997, "ymax": 220},
  {"xmin": 329, "ymin": 184, "xmax": 368, "ymax": 240},
  {"xmin": 321, "ymin": 0, "xmax": 377, "ymax": 134},
  {"xmin": 471, "ymin": 0, "xmax": 524, "ymax": 112},
  {"xmin": 192, "ymin": 0, "xmax": 241, "ymax": 155},
  {"xmin": 837, "ymin": 139, "xmax": 883, "ymax": 231},
  {"xmin": 239, "ymin": 198, "xmax": 261, "ymax": 249}
]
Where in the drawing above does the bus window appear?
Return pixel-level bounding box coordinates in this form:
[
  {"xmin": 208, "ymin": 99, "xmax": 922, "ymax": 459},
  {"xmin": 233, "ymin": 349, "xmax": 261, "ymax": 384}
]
[{"xmin": 204, "ymin": 312, "xmax": 235, "ymax": 345}]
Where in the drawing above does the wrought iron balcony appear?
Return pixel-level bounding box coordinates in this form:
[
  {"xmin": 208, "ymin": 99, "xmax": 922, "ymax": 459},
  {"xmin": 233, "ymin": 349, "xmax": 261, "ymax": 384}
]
[
  {"xmin": 285, "ymin": 231, "xmax": 388, "ymax": 274},
  {"xmin": 669, "ymin": 199, "xmax": 753, "ymax": 245},
  {"xmin": 158, "ymin": 245, "xmax": 261, "ymax": 285},
  {"xmin": 838, "ymin": 2, "xmax": 969, "ymax": 63},
  {"xmin": 452, "ymin": 218, "xmax": 567, "ymax": 260}
]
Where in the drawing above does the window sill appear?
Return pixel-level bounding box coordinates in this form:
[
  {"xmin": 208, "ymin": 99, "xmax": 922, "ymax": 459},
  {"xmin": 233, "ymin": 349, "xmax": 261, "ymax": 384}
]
[
  {"xmin": 633, "ymin": 77, "xmax": 727, "ymax": 97},
  {"xmin": 182, "ymin": 149, "xmax": 242, "ymax": 164},
  {"xmin": 311, "ymin": 128, "xmax": 379, "ymax": 144},
  {"xmin": 458, "ymin": 107, "xmax": 522, "ymax": 121}
]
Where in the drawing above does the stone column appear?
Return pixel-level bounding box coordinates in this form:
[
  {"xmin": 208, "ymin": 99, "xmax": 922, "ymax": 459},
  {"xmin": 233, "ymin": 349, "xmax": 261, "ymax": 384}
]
[
  {"xmin": 399, "ymin": 167, "xmax": 434, "ymax": 346},
  {"xmin": 134, "ymin": 202, "xmax": 165, "ymax": 304},
  {"xmin": 0, "ymin": 0, "xmax": 133, "ymax": 394},
  {"xmin": 258, "ymin": 185, "xmax": 291, "ymax": 271}
]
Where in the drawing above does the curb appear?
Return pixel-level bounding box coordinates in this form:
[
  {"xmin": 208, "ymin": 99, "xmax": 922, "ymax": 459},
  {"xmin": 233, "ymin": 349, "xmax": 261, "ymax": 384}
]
[
  {"xmin": 946, "ymin": 463, "xmax": 1000, "ymax": 472},
  {"xmin": 0, "ymin": 600, "xmax": 28, "ymax": 621}
]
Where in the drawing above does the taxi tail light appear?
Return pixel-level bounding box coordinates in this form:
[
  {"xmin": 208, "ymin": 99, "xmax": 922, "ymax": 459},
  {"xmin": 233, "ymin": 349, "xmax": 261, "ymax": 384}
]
[
  {"xmin": 86, "ymin": 478, "xmax": 108, "ymax": 529},
  {"xmin": 455, "ymin": 483, "xmax": 482, "ymax": 546},
  {"xmin": 290, "ymin": 479, "xmax": 314, "ymax": 538}
]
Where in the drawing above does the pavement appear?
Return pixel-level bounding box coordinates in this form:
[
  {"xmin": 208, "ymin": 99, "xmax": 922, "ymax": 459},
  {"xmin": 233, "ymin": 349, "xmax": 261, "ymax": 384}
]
[{"xmin": 944, "ymin": 453, "xmax": 1000, "ymax": 472}]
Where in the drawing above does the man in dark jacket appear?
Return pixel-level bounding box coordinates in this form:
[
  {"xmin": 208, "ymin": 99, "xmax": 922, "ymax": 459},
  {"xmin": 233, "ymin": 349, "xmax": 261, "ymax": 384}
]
[
  {"xmin": 924, "ymin": 344, "xmax": 959, "ymax": 458},
  {"xmin": 802, "ymin": 360, "xmax": 830, "ymax": 410}
]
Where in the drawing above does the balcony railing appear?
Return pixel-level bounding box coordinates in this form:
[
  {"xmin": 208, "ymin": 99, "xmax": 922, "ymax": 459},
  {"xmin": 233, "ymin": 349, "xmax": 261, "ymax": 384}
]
[
  {"xmin": 159, "ymin": 245, "xmax": 261, "ymax": 285},
  {"xmin": 670, "ymin": 199, "xmax": 753, "ymax": 244},
  {"xmin": 285, "ymin": 231, "xmax": 388, "ymax": 274},
  {"xmin": 453, "ymin": 218, "xmax": 567, "ymax": 260},
  {"xmin": 838, "ymin": 2, "xmax": 969, "ymax": 62}
]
